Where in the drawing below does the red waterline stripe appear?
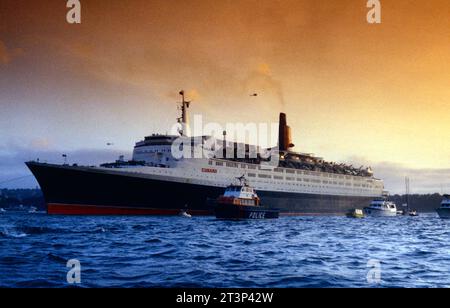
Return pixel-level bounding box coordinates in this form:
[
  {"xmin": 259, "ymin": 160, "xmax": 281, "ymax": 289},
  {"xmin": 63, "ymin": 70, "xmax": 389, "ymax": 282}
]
[
  {"xmin": 47, "ymin": 203, "xmax": 212, "ymax": 216},
  {"xmin": 47, "ymin": 204, "xmax": 342, "ymax": 216}
]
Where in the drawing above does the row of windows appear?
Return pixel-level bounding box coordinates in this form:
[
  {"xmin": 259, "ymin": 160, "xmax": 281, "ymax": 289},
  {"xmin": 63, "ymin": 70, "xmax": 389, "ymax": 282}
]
[
  {"xmin": 241, "ymin": 199, "xmax": 254, "ymax": 206},
  {"xmin": 136, "ymin": 149, "xmax": 171, "ymax": 154},
  {"xmin": 258, "ymin": 174, "xmax": 272, "ymax": 179},
  {"xmin": 212, "ymin": 160, "xmax": 366, "ymax": 181},
  {"xmin": 151, "ymin": 168, "xmax": 376, "ymax": 194},
  {"xmin": 273, "ymin": 169, "xmax": 296, "ymax": 174},
  {"xmin": 354, "ymin": 184, "xmax": 371, "ymax": 188},
  {"xmin": 244, "ymin": 179, "xmax": 373, "ymax": 193},
  {"xmin": 246, "ymin": 173, "xmax": 374, "ymax": 188},
  {"xmin": 208, "ymin": 160, "xmax": 383, "ymax": 189}
]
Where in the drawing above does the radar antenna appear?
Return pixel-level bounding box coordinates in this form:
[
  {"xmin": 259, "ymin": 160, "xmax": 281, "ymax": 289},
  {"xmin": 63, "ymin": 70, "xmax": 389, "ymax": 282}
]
[{"xmin": 236, "ymin": 175, "xmax": 247, "ymax": 186}]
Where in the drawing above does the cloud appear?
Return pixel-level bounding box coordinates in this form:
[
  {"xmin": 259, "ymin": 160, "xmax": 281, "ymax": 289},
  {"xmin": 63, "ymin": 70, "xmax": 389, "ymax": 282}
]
[
  {"xmin": 375, "ymin": 165, "xmax": 450, "ymax": 195},
  {"xmin": 347, "ymin": 156, "xmax": 450, "ymax": 194},
  {"xmin": 30, "ymin": 138, "xmax": 52, "ymax": 151},
  {"xmin": 0, "ymin": 143, "xmax": 131, "ymax": 189},
  {"xmin": 242, "ymin": 63, "xmax": 286, "ymax": 109},
  {"xmin": 0, "ymin": 40, "xmax": 24, "ymax": 65},
  {"xmin": 0, "ymin": 41, "xmax": 10, "ymax": 64}
]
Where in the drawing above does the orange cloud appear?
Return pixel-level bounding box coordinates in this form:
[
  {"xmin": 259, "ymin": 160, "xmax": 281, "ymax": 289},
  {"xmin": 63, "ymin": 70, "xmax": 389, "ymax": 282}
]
[
  {"xmin": 0, "ymin": 0, "xmax": 449, "ymax": 171},
  {"xmin": 242, "ymin": 63, "xmax": 285, "ymax": 109},
  {"xmin": 186, "ymin": 89, "xmax": 201, "ymax": 101},
  {"xmin": 0, "ymin": 41, "xmax": 11, "ymax": 64},
  {"xmin": 30, "ymin": 138, "xmax": 52, "ymax": 150},
  {"xmin": 0, "ymin": 40, "xmax": 24, "ymax": 65}
]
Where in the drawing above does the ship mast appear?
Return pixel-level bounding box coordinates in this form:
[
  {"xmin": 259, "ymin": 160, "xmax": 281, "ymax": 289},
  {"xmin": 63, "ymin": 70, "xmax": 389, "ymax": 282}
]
[{"xmin": 177, "ymin": 90, "xmax": 191, "ymax": 137}]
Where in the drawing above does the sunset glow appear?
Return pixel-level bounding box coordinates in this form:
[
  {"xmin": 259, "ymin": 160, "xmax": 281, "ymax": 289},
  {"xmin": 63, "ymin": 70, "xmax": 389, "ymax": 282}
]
[{"xmin": 0, "ymin": 0, "xmax": 449, "ymax": 192}]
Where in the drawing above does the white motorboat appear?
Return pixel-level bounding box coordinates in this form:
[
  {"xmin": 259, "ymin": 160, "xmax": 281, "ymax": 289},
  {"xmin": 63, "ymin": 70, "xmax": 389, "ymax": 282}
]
[
  {"xmin": 364, "ymin": 198, "xmax": 397, "ymax": 217},
  {"xmin": 179, "ymin": 209, "xmax": 192, "ymax": 218},
  {"xmin": 436, "ymin": 195, "xmax": 450, "ymax": 219}
]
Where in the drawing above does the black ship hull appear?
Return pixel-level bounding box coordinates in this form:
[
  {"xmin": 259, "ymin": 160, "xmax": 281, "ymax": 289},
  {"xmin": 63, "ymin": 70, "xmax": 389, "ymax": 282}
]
[{"xmin": 26, "ymin": 162, "xmax": 375, "ymax": 216}]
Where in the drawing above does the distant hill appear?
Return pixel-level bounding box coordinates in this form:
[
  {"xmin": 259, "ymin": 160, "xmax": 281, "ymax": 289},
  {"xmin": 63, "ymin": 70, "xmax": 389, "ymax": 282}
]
[
  {"xmin": 0, "ymin": 188, "xmax": 45, "ymax": 210},
  {"xmin": 388, "ymin": 193, "xmax": 443, "ymax": 212}
]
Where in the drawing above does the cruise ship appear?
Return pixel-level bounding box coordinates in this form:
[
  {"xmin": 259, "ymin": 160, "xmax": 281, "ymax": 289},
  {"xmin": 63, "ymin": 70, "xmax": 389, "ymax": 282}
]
[{"xmin": 26, "ymin": 91, "xmax": 385, "ymax": 215}]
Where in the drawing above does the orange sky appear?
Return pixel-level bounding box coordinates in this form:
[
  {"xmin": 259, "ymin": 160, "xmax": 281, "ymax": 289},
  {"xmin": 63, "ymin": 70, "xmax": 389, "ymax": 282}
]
[{"xmin": 0, "ymin": 0, "xmax": 449, "ymax": 186}]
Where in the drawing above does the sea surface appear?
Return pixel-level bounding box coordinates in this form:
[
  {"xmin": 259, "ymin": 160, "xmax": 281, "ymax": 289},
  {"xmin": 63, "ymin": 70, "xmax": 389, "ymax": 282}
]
[{"xmin": 1, "ymin": 211, "xmax": 450, "ymax": 288}]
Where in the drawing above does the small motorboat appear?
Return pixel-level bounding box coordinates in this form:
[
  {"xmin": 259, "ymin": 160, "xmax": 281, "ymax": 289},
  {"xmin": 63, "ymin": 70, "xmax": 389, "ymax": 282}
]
[
  {"xmin": 408, "ymin": 210, "xmax": 419, "ymax": 217},
  {"xmin": 364, "ymin": 198, "xmax": 397, "ymax": 217},
  {"xmin": 0, "ymin": 208, "xmax": 6, "ymax": 213},
  {"xmin": 215, "ymin": 176, "xmax": 279, "ymax": 220},
  {"xmin": 179, "ymin": 209, "xmax": 192, "ymax": 218},
  {"xmin": 436, "ymin": 195, "xmax": 450, "ymax": 219},
  {"xmin": 346, "ymin": 209, "xmax": 364, "ymax": 219},
  {"xmin": 28, "ymin": 206, "xmax": 38, "ymax": 213}
]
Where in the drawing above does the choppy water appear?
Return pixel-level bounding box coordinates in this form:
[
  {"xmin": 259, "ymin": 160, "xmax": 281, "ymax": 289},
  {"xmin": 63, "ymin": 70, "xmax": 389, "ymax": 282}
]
[{"xmin": 1, "ymin": 211, "xmax": 450, "ymax": 288}]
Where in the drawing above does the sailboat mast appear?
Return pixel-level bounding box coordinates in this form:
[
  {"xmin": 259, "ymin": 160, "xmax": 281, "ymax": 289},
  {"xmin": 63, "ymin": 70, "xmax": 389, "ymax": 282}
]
[{"xmin": 405, "ymin": 176, "xmax": 410, "ymax": 212}]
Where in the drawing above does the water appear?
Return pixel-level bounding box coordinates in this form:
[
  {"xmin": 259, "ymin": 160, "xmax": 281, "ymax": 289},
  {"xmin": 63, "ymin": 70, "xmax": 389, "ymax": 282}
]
[{"xmin": 1, "ymin": 211, "xmax": 450, "ymax": 288}]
